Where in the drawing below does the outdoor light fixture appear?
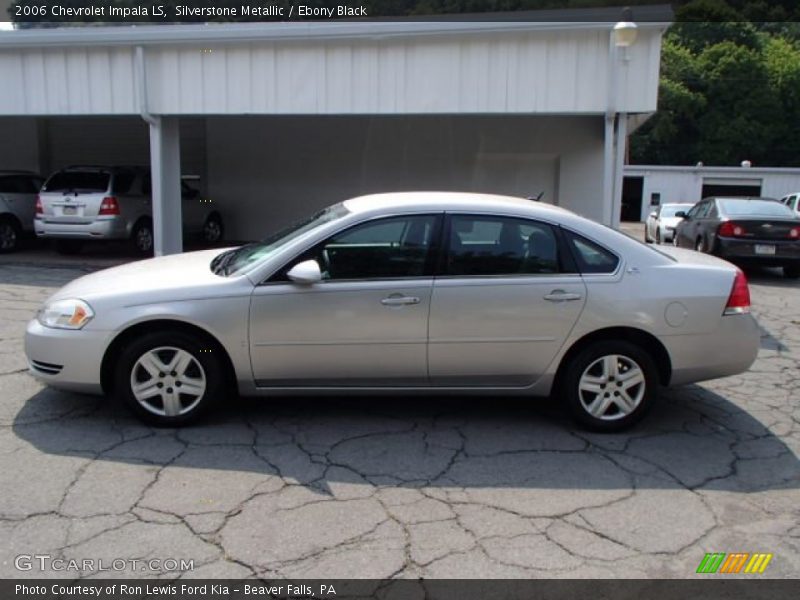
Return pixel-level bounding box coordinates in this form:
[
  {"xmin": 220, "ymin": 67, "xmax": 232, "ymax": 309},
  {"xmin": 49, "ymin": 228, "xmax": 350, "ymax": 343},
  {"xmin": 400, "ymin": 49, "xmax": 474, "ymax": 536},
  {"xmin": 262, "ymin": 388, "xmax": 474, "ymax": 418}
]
[{"xmin": 613, "ymin": 9, "xmax": 638, "ymax": 48}]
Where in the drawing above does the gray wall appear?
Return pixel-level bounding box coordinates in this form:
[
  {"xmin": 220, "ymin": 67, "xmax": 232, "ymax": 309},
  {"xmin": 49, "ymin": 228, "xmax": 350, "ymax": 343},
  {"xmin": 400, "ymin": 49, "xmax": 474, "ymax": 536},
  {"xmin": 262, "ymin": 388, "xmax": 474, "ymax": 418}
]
[{"xmin": 206, "ymin": 115, "xmax": 605, "ymax": 240}]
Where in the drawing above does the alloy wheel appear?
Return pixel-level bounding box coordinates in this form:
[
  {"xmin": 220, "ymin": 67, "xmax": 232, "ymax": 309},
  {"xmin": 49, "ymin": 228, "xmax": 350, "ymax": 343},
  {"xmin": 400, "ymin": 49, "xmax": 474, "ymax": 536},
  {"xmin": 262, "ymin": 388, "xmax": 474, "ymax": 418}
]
[
  {"xmin": 129, "ymin": 346, "xmax": 206, "ymax": 417},
  {"xmin": 577, "ymin": 354, "xmax": 646, "ymax": 421},
  {"xmin": 136, "ymin": 226, "xmax": 153, "ymax": 252},
  {"xmin": 203, "ymin": 218, "xmax": 222, "ymax": 242}
]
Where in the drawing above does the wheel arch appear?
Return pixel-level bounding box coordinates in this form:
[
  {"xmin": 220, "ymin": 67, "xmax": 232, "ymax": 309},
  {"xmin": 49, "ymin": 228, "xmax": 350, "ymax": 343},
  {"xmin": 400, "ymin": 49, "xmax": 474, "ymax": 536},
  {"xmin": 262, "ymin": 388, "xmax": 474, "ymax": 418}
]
[
  {"xmin": 100, "ymin": 318, "xmax": 236, "ymax": 396},
  {"xmin": 553, "ymin": 326, "xmax": 672, "ymax": 393}
]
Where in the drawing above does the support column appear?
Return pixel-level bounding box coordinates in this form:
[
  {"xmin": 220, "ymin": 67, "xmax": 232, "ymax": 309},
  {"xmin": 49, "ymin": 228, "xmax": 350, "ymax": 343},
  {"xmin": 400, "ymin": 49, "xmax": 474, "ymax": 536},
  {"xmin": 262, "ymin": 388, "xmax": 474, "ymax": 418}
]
[
  {"xmin": 149, "ymin": 117, "xmax": 182, "ymax": 256},
  {"xmin": 602, "ymin": 114, "xmax": 615, "ymax": 226},
  {"xmin": 612, "ymin": 112, "xmax": 628, "ymax": 229}
]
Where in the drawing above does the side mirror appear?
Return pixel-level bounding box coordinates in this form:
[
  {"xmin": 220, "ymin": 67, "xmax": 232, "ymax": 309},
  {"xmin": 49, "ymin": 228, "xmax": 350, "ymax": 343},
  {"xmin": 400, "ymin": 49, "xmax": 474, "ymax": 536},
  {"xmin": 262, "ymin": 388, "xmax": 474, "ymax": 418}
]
[
  {"xmin": 287, "ymin": 259, "xmax": 322, "ymax": 284},
  {"xmin": 675, "ymin": 211, "xmax": 687, "ymax": 219},
  {"xmin": 649, "ymin": 211, "xmax": 658, "ymax": 218}
]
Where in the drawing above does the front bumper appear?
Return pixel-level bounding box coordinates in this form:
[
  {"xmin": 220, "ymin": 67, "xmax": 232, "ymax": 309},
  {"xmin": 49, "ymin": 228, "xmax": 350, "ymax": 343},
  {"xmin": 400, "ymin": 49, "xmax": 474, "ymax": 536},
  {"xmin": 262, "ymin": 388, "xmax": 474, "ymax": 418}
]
[
  {"xmin": 24, "ymin": 319, "xmax": 110, "ymax": 394},
  {"xmin": 34, "ymin": 216, "xmax": 128, "ymax": 240}
]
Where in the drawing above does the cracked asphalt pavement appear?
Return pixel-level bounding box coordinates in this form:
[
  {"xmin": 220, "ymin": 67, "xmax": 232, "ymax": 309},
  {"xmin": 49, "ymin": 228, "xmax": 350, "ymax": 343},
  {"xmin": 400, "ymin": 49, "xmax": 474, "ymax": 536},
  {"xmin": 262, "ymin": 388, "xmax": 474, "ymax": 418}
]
[{"xmin": 0, "ymin": 258, "xmax": 798, "ymax": 580}]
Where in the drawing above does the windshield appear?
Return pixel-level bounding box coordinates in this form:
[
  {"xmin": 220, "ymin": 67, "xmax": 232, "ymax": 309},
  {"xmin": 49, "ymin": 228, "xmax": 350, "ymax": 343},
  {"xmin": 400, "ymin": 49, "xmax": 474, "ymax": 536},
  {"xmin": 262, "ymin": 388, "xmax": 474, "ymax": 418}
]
[
  {"xmin": 212, "ymin": 203, "xmax": 350, "ymax": 276},
  {"xmin": 43, "ymin": 170, "xmax": 110, "ymax": 193},
  {"xmin": 660, "ymin": 205, "xmax": 693, "ymax": 218},
  {"xmin": 719, "ymin": 199, "xmax": 793, "ymax": 218}
]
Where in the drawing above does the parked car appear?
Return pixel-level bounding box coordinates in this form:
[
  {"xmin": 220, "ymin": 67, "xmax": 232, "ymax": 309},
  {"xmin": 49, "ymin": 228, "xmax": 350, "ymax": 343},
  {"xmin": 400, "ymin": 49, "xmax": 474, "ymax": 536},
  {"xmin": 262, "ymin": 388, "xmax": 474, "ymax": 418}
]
[
  {"xmin": 779, "ymin": 192, "xmax": 800, "ymax": 218},
  {"xmin": 35, "ymin": 165, "xmax": 224, "ymax": 255},
  {"xmin": 0, "ymin": 170, "xmax": 44, "ymax": 253},
  {"xmin": 25, "ymin": 192, "xmax": 759, "ymax": 431},
  {"xmin": 645, "ymin": 202, "xmax": 695, "ymax": 244},
  {"xmin": 674, "ymin": 196, "xmax": 800, "ymax": 278}
]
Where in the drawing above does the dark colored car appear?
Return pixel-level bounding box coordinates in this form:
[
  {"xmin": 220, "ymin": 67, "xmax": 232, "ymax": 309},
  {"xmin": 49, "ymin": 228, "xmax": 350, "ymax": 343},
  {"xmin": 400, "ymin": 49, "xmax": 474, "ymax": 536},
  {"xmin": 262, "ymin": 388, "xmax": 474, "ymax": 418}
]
[{"xmin": 674, "ymin": 197, "xmax": 800, "ymax": 278}]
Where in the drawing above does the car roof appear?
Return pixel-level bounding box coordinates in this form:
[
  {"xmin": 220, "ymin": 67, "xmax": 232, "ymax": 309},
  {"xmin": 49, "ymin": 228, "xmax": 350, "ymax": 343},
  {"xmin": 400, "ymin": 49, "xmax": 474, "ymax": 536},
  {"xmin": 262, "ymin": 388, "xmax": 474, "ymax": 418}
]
[
  {"xmin": 343, "ymin": 191, "xmax": 573, "ymax": 218},
  {"xmin": 0, "ymin": 170, "xmax": 40, "ymax": 176},
  {"xmin": 58, "ymin": 165, "xmax": 147, "ymax": 172},
  {"xmin": 705, "ymin": 196, "xmax": 779, "ymax": 202}
]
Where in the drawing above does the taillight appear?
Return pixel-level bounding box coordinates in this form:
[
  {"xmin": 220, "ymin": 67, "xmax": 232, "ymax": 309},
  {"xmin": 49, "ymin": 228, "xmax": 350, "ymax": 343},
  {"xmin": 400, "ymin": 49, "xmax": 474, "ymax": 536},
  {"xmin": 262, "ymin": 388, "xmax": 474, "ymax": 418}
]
[
  {"xmin": 718, "ymin": 221, "xmax": 745, "ymax": 237},
  {"xmin": 789, "ymin": 226, "xmax": 800, "ymax": 239},
  {"xmin": 724, "ymin": 269, "xmax": 751, "ymax": 315},
  {"xmin": 35, "ymin": 195, "xmax": 43, "ymax": 215},
  {"xmin": 98, "ymin": 196, "xmax": 120, "ymax": 215}
]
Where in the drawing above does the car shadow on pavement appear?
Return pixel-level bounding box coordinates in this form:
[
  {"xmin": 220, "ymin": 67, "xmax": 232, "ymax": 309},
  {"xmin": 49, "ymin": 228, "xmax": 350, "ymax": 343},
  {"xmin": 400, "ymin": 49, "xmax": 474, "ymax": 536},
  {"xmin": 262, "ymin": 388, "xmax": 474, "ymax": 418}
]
[{"xmin": 11, "ymin": 384, "xmax": 800, "ymax": 498}]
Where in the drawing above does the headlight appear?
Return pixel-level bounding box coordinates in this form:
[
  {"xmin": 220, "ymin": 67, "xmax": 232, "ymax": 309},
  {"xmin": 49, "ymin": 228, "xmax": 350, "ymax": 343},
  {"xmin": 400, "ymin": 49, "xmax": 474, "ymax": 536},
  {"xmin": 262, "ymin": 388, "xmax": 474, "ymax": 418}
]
[{"xmin": 37, "ymin": 299, "xmax": 94, "ymax": 330}]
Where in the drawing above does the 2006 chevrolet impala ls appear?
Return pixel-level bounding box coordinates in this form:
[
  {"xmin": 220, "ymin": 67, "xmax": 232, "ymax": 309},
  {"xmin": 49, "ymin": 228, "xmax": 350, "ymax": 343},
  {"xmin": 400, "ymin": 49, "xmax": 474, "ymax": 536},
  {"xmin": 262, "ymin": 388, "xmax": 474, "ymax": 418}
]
[{"xmin": 25, "ymin": 192, "xmax": 759, "ymax": 431}]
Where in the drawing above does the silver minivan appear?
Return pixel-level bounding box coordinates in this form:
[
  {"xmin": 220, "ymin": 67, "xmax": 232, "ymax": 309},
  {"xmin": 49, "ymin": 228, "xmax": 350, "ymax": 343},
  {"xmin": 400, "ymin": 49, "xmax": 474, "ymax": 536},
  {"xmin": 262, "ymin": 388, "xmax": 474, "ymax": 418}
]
[
  {"xmin": 36, "ymin": 166, "xmax": 224, "ymax": 255},
  {"xmin": 0, "ymin": 170, "xmax": 44, "ymax": 253}
]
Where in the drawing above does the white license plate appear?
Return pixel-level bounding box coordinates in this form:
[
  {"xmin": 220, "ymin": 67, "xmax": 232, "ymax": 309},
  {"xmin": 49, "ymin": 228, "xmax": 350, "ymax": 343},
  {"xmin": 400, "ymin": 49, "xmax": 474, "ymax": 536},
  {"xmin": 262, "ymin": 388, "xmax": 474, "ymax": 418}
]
[
  {"xmin": 754, "ymin": 244, "xmax": 776, "ymax": 255},
  {"xmin": 62, "ymin": 206, "xmax": 77, "ymax": 216}
]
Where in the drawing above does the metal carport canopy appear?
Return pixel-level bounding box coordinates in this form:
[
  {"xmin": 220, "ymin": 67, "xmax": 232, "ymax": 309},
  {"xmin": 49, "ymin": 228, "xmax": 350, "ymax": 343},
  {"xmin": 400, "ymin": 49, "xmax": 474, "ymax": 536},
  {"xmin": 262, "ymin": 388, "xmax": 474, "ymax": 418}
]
[{"xmin": 0, "ymin": 19, "xmax": 666, "ymax": 253}]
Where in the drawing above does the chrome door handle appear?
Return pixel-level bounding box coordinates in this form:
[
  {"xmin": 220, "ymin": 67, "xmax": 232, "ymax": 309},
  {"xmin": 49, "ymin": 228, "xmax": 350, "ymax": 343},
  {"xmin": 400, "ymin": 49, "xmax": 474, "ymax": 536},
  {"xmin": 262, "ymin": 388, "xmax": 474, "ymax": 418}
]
[
  {"xmin": 381, "ymin": 295, "xmax": 420, "ymax": 306},
  {"xmin": 544, "ymin": 290, "xmax": 582, "ymax": 302}
]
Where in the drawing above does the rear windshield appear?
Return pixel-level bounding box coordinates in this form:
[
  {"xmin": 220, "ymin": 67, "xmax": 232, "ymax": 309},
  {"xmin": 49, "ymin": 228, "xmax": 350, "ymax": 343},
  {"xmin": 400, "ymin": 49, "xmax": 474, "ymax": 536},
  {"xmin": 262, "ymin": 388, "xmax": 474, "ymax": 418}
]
[
  {"xmin": 718, "ymin": 199, "xmax": 794, "ymax": 218},
  {"xmin": 43, "ymin": 171, "xmax": 110, "ymax": 193}
]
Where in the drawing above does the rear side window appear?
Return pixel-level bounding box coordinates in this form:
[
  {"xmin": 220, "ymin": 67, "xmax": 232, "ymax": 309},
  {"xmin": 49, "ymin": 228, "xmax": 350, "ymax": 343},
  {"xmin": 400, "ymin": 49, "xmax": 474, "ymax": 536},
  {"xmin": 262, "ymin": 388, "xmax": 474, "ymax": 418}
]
[
  {"xmin": 446, "ymin": 215, "xmax": 562, "ymax": 276},
  {"xmin": 112, "ymin": 171, "xmax": 137, "ymax": 195},
  {"xmin": 0, "ymin": 175, "xmax": 40, "ymax": 194},
  {"xmin": 43, "ymin": 171, "xmax": 110, "ymax": 193},
  {"xmin": 564, "ymin": 231, "xmax": 619, "ymax": 274}
]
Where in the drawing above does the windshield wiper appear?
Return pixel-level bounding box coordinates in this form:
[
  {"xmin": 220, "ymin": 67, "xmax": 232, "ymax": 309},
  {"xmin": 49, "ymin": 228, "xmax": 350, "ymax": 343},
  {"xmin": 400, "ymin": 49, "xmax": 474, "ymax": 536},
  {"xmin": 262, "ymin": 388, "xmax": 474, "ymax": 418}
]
[{"xmin": 211, "ymin": 248, "xmax": 238, "ymax": 275}]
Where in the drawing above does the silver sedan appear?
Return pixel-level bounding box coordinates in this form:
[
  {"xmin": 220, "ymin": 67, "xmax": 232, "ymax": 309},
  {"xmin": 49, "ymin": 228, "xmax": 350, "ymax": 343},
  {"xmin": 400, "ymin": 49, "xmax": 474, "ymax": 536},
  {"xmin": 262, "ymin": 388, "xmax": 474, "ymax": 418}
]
[{"xmin": 24, "ymin": 192, "xmax": 759, "ymax": 431}]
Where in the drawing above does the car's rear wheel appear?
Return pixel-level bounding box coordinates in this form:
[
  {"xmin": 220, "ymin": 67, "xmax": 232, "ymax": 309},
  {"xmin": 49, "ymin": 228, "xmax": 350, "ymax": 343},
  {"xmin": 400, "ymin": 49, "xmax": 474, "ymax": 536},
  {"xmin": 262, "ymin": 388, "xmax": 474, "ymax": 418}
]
[
  {"xmin": 784, "ymin": 265, "xmax": 800, "ymax": 279},
  {"xmin": 115, "ymin": 330, "xmax": 225, "ymax": 426},
  {"xmin": 55, "ymin": 239, "xmax": 83, "ymax": 255},
  {"xmin": 131, "ymin": 220, "xmax": 154, "ymax": 255},
  {"xmin": 562, "ymin": 340, "xmax": 657, "ymax": 432},
  {"xmin": 0, "ymin": 216, "xmax": 21, "ymax": 253},
  {"xmin": 655, "ymin": 228, "xmax": 661, "ymax": 244},
  {"xmin": 202, "ymin": 213, "xmax": 224, "ymax": 244}
]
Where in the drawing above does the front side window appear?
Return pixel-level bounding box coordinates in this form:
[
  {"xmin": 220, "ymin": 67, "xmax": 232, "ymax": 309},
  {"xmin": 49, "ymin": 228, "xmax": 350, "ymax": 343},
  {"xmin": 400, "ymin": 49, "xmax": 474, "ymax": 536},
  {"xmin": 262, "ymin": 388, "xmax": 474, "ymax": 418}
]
[
  {"xmin": 314, "ymin": 215, "xmax": 438, "ymax": 280},
  {"xmin": 446, "ymin": 215, "xmax": 560, "ymax": 276}
]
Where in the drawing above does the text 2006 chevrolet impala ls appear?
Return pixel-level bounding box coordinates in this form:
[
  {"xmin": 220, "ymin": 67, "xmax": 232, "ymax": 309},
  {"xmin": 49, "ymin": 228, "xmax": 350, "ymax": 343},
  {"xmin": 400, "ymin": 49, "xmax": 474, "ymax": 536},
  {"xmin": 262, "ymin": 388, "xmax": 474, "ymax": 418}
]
[{"xmin": 25, "ymin": 192, "xmax": 759, "ymax": 431}]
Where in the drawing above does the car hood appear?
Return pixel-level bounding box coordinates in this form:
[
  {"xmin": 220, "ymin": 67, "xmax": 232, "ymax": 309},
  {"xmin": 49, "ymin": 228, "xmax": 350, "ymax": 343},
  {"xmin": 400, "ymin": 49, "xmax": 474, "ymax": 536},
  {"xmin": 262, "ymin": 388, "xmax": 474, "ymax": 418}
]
[{"xmin": 49, "ymin": 248, "xmax": 236, "ymax": 302}]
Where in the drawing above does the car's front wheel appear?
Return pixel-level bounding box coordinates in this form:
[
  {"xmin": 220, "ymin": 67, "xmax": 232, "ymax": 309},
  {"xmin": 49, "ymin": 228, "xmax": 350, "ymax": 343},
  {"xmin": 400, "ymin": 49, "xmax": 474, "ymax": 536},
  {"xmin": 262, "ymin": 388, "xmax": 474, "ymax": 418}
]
[
  {"xmin": 115, "ymin": 330, "xmax": 226, "ymax": 426},
  {"xmin": 562, "ymin": 340, "xmax": 658, "ymax": 432}
]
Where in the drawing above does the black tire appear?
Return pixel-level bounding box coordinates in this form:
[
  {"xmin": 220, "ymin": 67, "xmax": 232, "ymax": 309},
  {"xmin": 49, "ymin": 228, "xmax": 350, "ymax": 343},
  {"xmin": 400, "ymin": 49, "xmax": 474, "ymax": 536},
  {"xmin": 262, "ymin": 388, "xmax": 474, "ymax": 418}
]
[
  {"xmin": 54, "ymin": 239, "xmax": 83, "ymax": 255},
  {"xmin": 201, "ymin": 213, "xmax": 224, "ymax": 244},
  {"xmin": 784, "ymin": 265, "xmax": 800, "ymax": 279},
  {"xmin": 131, "ymin": 219, "xmax": 154, "ymax": 255},
  {"xmin": 0, "ymin": 216, "xmax": 21, "ymax": 253},
  {"xmin": 561, "ymin": 340, "xmax": 658, "ymax": 432},
  {"xmin": 655, "ymin": 228, "xmax": 661, "ymax": 244},
  {"xmin": 114, "ymin": 330, "xmax": 226, "ymax": 426}
]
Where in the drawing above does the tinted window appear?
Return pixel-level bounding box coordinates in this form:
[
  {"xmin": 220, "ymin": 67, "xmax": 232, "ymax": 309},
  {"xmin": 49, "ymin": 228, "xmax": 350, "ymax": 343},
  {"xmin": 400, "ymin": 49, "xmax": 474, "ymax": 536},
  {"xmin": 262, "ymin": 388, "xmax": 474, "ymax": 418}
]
[
  {"xmin": 718, "ymin": 198, "xmax": 795, "ymax": 218},
  {"xmin": 446, "ymin": 215, "xmax": 560, "ymax": 276},
  {"xmin": 564, "ymin": 231, "xmax": 619, "ymax": 274},
  {"xmin": 0, "ymin": 175, "xmax": 40, "ymax": 194},
  {"xmin": 43, "ymin": 171, "xmax": 110, "ymax": 193},
  {"xmin": 112, "ymin": 171, "xmax": 137, "ymax": 195},
  {"xmin": 317, "ymin": 215, "xmax": 437, "ymax": 280}
]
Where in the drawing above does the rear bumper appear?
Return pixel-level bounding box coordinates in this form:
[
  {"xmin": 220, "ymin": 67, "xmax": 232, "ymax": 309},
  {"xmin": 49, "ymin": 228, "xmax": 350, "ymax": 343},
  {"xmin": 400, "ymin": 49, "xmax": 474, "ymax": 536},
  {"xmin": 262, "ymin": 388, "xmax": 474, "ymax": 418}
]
[
  {"xmin": 663, "ymin": 313, "xmax": 760, "ymax": 386},
  {"xmin": 715, "ymin": 237, "xmax": 800, "ymax": 266},
  {"xmin": 34, "ymin": 216, "xmax": 128, "ymax": 240}
]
